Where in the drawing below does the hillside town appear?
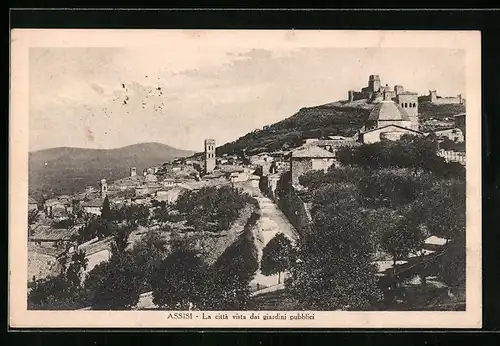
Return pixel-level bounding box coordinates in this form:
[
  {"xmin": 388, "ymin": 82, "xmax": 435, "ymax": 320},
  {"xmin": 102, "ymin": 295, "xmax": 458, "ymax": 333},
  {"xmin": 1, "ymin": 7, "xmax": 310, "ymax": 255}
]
[{"xmin": 28, "ymin": 74, "xmax": 466, "ymax": 311}]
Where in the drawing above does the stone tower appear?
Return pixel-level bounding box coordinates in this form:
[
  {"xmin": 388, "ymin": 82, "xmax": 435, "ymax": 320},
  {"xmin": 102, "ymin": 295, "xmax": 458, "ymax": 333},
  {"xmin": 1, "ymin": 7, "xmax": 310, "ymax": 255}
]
[
  {"xmin": 396, "ymin": 92, "xmax": 419, "ymax": 131},
  {"xmin": 204, "ymin": 138, "xmax": 216, "ymax": 174},
  {"xmin": 368, "ymin": 74, "xmax": 381, "ymax": 92},
  {"xmin": 100, "ymin": 179, "xmax": 108, "ymax": 199},
  {"xmin": 130, "ymin": 167, "xmax": 137, "ymax": 177},
  {"xmin": 429, "ymin": 90, "xmax": 438, "ymax": 103}
]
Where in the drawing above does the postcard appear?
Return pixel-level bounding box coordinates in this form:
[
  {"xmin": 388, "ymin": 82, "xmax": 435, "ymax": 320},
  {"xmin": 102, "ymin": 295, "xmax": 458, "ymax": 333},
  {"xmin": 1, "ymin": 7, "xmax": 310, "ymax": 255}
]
[{"xmin": 9, "ymin": 29, "xmax": 481, "ymax": 328}]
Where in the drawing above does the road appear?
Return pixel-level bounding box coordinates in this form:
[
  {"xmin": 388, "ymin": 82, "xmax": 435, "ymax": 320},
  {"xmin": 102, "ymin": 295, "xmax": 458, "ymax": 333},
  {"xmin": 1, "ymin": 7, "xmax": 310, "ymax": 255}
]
[{"xmin": 250, "ymin": 194, "xmax": 300, "ymax": 291}]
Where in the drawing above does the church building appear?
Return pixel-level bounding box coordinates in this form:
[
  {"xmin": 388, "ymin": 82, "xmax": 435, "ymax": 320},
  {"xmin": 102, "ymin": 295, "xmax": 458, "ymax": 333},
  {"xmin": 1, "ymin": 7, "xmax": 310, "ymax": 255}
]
[{"xmin": 359, "ymin": 100, "xmax": 423, "ymax": 144}]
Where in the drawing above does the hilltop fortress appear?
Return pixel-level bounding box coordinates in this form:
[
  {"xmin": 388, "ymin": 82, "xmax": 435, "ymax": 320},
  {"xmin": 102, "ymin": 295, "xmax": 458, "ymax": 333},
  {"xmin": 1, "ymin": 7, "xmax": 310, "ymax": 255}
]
[{"xmin": 348, "ymin": 74, "xmax": 464, "ymax": 106}]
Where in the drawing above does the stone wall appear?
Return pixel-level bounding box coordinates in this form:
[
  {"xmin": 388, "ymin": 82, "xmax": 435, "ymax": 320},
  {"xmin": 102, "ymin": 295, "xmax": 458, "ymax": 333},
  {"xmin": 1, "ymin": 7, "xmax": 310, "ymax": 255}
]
[
  {"xmin": 277, "ymin": 187, "xmax": 312, "ymax": 237},
  {"xmin": 291, "ymin": 158, "xmax": 313, "ymax": 186}
]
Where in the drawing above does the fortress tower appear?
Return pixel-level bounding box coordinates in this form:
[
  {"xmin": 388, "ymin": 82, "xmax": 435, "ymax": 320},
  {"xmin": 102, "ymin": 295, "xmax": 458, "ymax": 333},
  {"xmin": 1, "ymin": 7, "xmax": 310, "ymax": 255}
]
[
  {"xmin": 100, "ymin": 179, "xmax": 108, "ymax": 199},
  {"xmin": 368, "ymin": 74, "xmax": 381, "ymax": 92},
  {"xmin": 130, "ymin": 167, "xmax": 137, "ymax": 177},
  {"xmin": 204, "ymin": 138, "xmax": 216, "ymax": 174}
]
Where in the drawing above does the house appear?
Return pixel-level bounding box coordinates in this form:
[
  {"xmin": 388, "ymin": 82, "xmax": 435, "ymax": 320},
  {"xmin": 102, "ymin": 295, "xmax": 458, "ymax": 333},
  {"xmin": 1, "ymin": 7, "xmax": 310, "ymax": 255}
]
[
  {"xmin": 82, "ymin": 199, "xmax": 104, "ymax": 216},
  {"xmin": 28, "ymin": 244, "xmax": 65, "ymax": 282},
  {"xmin": 77, "ymin": 238, "xmax": 114, "ymax": 274},
  {"xmin": 454, "ymin": 113, "xmax": 466, "ymax": 135},
  {"xmin": 44, "ymin": 199, "xmax": 66, "ymax": 217},
  {"xmin": 28, "ymin": 197, "xmax": 38, "ymax": 211},
  {"xmin": 290, "ymin": 146, "xmax": 337, "ymax": 186},
  {"xmin": 302, "ymin": 138, "xmax": 361, "ymax": 153},
  {"xmin": 249, "ymin": 174, "xmax": 261, "ymax": 189},
  {"xmin": 154, "ymin": 186, "xmax": 188, "ymax": 204},
  {"xmin": 359, "ymin": 124, "xmax": 424, "ymax": 144},
  {"xmin": 52, "ymin": 207, "xmax": 70, "ymax": 221},
  {"xmin": 434, "ymin": 128, "xmax": 465, "ymax": 143},
  {"xmin": 229, "ymin": 171, "xmax": 249, "ymax": 183},
  {"xmin": 29, "ymin": 225, "xmax": 79, "ymax": 246}
]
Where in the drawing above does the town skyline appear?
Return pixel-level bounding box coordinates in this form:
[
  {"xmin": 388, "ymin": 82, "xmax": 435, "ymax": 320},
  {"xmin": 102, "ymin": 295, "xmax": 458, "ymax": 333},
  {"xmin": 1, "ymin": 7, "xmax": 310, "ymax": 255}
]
[{"xmin": 30, "ymin": 42, "xmax": 465, "ymax": 152}]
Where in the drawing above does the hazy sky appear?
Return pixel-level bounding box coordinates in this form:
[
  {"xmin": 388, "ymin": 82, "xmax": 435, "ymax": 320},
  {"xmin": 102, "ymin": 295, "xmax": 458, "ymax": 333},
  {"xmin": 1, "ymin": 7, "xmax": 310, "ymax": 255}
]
[{"xmin": 29, "ymin": 42, "xmax": 465, "ymax": 152}]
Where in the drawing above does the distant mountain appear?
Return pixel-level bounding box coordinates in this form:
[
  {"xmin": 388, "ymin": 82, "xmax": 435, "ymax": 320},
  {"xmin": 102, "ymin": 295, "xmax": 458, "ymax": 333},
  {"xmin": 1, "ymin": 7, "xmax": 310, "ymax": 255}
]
[
  {"xmin": 29, "ymin": 142, "xmax": 195, "ymax": 200},
  {"xmin": 217, "ymin": 100, "xmax": 466, "ymax": 156}
]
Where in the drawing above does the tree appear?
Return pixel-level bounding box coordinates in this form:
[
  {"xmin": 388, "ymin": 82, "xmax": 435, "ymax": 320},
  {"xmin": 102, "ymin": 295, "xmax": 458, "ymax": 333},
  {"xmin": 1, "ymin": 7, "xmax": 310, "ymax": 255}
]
[
  {"xmin": 28, "ymin": 209, "xmax": 39, "ymax": 237},
  {"xmin": 28, "ymin": 274, "xmax": 75, "ymax": 310},
  {"xmin": 418, "ymin": 179, "xmax": 465, "ymax": 241},
  {"xmin": 150, "ymin": 248, "xmax": 207, "ymax": 309},
  {"xmin": 438, "ymin": 232, "xmax": 466, "ymax": 290},
  {"xmin": 85, "ymin": 252, "xmax": 143, "ymax": 310},
  {"xmin": 101, "ymin": 196, "xmax": 111, "ymax": 221},
  {"xmin": 380, "ymin": 216, "xmax": 425, "ymax": 277},
  {"xmin": 112, "ymin": 222, "xmax": 136, "ymax": 254},
  {"xmin": 287, "ymin": 184, "xmax": 383, "ymax": 310},
  {"xmin": 129, "ymin": 230, "xmax": 170, "ymax": 293},
  {"xmin": 65, "ymin": 249, "xmax": 88, "ymax": 291},
  {"xmin": 200, "ymin": 212, "xmax": 260, "ymax": 310},
  {"xmin": 261, "ymin": 233, "xmax": 294, "ymax": 284}
]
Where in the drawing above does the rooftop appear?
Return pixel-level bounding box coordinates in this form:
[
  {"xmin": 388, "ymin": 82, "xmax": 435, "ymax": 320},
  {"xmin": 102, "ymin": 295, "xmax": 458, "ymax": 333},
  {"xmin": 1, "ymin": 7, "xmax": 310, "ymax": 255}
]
[
  {"xmin": 30, "ymin": 226, "xmax": 79, "ymax": 241},
  {"xmin": 291, "ymin": 145, "xmax": 337, "ymax": 159},
  {"xmin": 28, "ymin": 243, "xmax": 66, "ymax": 258},
  {"xmin": 82, "ymin": 199, "xmax": 104, "ymax": 208},
  {"xmin": 79, "ymin": 237, "xmax": 114, "ymax": 256},
  {"xmin": 368, "ymin": 100, "xmax": 410, "ymax": 122}
]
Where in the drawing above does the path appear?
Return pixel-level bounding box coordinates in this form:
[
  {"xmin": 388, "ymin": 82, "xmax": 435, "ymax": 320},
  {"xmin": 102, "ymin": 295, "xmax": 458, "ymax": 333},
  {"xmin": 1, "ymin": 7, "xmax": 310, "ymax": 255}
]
[{"xmin": 250, "ymin": 193, "xmax": 300, "ymax": 292}]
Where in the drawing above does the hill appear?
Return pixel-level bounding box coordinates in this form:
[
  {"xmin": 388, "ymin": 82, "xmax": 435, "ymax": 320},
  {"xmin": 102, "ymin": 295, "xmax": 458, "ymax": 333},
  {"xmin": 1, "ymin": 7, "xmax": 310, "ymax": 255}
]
[
  {"xmin": 216, "ymin": 100, "xmax": 466, "ymax": 156},
  {"xmin": 418, "ymin": 102, "xmax": 465, "ymax": 120},
  {"xmin": 218, "ymin": 103, "xmax": 370, "ymax": 156},
  {"xmin": 29, "ymin": 142, "xmax": 194, "ymax": 200}
]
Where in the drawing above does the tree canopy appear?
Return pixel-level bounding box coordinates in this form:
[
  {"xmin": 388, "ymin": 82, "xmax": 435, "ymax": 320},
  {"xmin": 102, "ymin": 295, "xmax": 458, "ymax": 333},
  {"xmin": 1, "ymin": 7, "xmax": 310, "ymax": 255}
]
[{"xmin": 260, "ymin": 233, "xmax": 294, "ymax": 284}]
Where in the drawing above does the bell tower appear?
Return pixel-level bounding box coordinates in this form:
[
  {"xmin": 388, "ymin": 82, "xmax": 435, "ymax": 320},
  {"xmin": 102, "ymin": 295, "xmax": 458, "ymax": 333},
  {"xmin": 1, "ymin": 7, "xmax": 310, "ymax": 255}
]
[
  {"xmin": 204, "ymin": 139, "xmax": 216, "ymax": 174},
  {"xmin": 100, "ymin": 179, "xmax": 108, "ymax": 199}
]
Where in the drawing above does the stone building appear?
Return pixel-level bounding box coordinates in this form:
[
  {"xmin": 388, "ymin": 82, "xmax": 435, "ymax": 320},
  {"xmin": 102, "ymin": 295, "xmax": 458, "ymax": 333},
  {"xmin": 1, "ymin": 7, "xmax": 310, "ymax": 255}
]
[
  {"xmin": 130, "ymin": 167, "xmax": 137, "ymax": 177},
  {"xmin": 290, "ymin": 146, "xmax": 336, "ymax": 186},
  {"xmin": 348, "ymin": 75, "xmax": 418, "ymax": 107},
  {"xmin": 365, "ymin": 100, "xmax": 413, "ymax": 130},
  {"xmin": 358, "ymin": 100, "xmax": 423, "ymax": 143},
  {"xmin": 454, "ymin": 113, "xmax": 466, "ymax": 136},
  {"xmin": 419, "ymin": 90, "xmax": 465, "ymax": 105},
  {"xmin": 43, "ymin": 199, "xmax": 66, "ymax": 217},
  {"xmin": 434, "ymin": 128, "xmax": 465, "ymax": 143},
  {"xmin": 28, "ymin": 196, "xmax": 38, "ymax": 211},
  {"xmin": 359, "ymin": 124, "xmax": 424, "ymax": 144},
  {"xmin": 100, "ymin": 179, "xmax": 108, "ymax": 199},
  {"xmin": 204, "ymin": 138, "xmax": 216, "ymax": 174},
  {"xmin": 82, "ymin": 199, "xmax": 104, "ymax": 216}
]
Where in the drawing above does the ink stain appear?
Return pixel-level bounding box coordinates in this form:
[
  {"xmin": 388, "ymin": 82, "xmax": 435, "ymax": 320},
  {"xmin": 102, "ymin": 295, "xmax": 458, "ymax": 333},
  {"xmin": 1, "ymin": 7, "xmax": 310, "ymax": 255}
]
[{"xmin": 86, "ymin": 127, "xmax": 95, "ymax": 142}]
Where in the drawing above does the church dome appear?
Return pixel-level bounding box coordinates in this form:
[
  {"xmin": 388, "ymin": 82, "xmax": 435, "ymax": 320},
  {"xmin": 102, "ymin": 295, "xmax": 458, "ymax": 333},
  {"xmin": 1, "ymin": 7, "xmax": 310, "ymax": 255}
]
[{"xmin": 368, "ymin": 100, "xmax": 410, "ymax": 121}]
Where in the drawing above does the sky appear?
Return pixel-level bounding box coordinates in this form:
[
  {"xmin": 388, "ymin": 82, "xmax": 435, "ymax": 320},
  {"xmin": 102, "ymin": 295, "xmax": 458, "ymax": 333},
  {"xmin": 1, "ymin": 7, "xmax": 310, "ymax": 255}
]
[{"xmin": 29, "ymin": 38, "xmax": 465, "ymax": 152}]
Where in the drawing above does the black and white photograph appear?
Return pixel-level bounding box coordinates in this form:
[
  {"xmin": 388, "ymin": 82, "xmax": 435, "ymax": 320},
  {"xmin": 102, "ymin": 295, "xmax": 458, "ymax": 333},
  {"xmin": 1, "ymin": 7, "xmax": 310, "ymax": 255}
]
[{"xmin": 9, "ymin": 29, "xmax": 482, "ymax": 328}]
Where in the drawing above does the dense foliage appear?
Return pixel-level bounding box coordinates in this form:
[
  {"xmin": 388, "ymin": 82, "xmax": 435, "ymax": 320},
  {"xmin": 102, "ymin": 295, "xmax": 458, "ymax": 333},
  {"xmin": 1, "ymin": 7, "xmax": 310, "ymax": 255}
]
[
  {"xmin": 85, "ymin": 252, "xmax": 144, "ymax": 310},
  {"xmin": 200, "ymin": 211, "xmax": 260, "ymax": 310},
  {"xmin": 337, "ymin": 134, "xmax": 465, "ymax": 179},
  {"xmin": 286, "ymin": 134, "xmax": 466, "ymax": 310},
  {"xmin": 260, "ymin": 233, "xmax": 294, "ymax": 284},
  {"xmin": 175, "ymin": 186, "xmax": 256, "ymax": 232}
]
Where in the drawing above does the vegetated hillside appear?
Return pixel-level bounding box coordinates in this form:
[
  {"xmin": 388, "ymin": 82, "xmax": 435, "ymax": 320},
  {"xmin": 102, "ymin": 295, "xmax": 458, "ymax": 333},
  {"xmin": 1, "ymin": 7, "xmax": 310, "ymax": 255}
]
[
  {"xmin": 218, "ymin": 104, "xmax": 371, "ymax": 156},
  {"xmin": 418, "ymin": 101, "xmax": 465, "ymax": 120},
  {"xmin": 216, "ymin": 100, "xmax": 466, "ymax": 157},
  {"xmin": 29, "ymin": 142, "xmax": 194, "ymax": 200}
]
